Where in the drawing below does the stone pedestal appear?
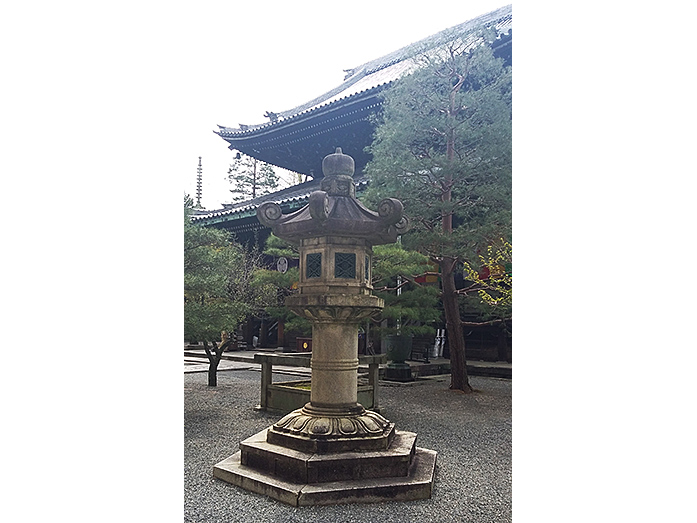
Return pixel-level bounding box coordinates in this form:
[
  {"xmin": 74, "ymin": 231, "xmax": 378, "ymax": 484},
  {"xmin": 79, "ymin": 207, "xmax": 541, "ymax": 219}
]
[{"xmin": 265, "ymin": 293, "xmax": 396, "ymax": 453}]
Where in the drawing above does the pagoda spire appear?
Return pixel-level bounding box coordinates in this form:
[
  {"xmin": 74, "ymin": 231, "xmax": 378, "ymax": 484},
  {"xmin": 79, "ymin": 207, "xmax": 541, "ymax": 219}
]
[{"xmin": 195, "ymin": 156, "xmax": 203, "ymax": 208}]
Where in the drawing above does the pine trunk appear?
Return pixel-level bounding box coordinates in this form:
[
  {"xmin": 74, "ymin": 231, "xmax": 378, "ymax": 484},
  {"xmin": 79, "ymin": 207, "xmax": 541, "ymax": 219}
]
[
  {"xmin": 442, "ymin": 99, "xmax": 472, "ymax": 392},
  {"xmin": 441, "ymin": 257, "xmax": 472, "ymax": 392}
]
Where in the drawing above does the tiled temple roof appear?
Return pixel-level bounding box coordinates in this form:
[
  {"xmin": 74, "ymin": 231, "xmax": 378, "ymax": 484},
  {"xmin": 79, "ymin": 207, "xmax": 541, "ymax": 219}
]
[{"xmin": 216, "ymin": 5, "xmax": 511, "ymax": 138}]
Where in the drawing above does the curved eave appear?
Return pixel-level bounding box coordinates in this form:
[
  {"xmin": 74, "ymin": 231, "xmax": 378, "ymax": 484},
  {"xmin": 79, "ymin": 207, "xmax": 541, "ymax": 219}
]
[
  {"xmin": 192, "ymin": 197, "xmax": 308, "ymax": 226},
  {"xmin": 191, "ymin": 178, "xmax": 370, "ymax": 228},
  {"xmin": 216, "ymin": 88, "xmax": 386, "ymax": 176},
  {"xmin": 216, "ymin": 83, "xmax": 388, "ymax": 142}
]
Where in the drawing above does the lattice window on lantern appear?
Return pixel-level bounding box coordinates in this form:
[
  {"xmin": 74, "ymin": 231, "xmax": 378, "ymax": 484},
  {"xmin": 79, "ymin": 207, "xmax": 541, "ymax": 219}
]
[
  {"xmin": 365, "ymin": 255, "xmax": 370, "ymax": 283},
  {"xmin": 306, "ymin": 253, "xmax": 322, "ymax": 279},
  {"xmin": 334, "ymin": 252, "xmax": 356, "ymax": 279}
]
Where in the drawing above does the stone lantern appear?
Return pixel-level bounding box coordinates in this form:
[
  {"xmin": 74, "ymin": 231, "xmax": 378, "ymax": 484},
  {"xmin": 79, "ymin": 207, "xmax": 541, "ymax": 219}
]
[{"xmin": 213, "ymin": 148, "xmax": 436, "ymax": 506}]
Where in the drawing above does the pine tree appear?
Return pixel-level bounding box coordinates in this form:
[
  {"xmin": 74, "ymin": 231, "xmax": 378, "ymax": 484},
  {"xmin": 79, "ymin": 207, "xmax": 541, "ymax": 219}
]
[
  {"xmin": 184, "ymin": 198, "xmax": 275, "ymax": 385},
  {"xmin": 227, "ymin": 153, "xmax": 280, "ymax": 202},
  {"xmin": 255, "ymin": 234, "xmax": 312, "ymax": 337},
  {"xmin": 364, "ymin": 36, "xmax": 512, "ymax": 392},
  {"xmin": 371, "ymin": 243, "xmax": 441, "ymax": 338}
]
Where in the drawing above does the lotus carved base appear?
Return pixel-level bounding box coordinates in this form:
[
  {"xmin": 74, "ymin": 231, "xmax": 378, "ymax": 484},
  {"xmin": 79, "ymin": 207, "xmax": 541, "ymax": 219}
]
[{"xmin": 266, "ymin": 404, "xmax": 396, "ymax": 453}]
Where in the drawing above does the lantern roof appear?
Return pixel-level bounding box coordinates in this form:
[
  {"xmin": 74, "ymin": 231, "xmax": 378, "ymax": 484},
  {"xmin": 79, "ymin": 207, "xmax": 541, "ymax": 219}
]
[{"xmin": 257, "ymin": 148, "xmax": 407, "ymax": 245}]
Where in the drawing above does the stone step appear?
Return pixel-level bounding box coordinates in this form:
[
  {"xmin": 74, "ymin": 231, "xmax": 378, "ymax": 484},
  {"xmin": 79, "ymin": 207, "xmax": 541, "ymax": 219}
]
[
  {"xmin": 213, "ymin": 439, "xmax": 437, "ymax": 507},
  {"xmin": 239, "ymin": 428, "xmax": 417, "ymax": 484}
]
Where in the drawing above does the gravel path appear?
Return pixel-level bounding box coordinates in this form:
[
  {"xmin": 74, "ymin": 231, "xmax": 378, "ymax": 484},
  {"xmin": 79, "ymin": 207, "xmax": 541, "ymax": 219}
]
[{"xmin": 185, "ymin": 371, "xmax": 511, "ymax": 523}]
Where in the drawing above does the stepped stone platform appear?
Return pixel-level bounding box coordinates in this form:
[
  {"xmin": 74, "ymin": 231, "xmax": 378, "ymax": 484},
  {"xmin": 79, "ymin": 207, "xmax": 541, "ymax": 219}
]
[{"xmin": 213, "ymin": 428, "xmax": 437, "ymax": 506}]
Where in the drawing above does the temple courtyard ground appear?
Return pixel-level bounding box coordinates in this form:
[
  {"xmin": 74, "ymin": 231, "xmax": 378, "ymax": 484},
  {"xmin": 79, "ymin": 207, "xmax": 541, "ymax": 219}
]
[{"xmin": 184, "ymin": 368, "xmax": 511, "ymax": 523}]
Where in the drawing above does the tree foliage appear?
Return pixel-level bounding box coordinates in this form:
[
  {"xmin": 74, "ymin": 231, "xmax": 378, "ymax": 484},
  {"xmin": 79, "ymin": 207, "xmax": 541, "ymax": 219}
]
[
  {"xmin": 255, "ymin": 234, "xmax": 311, "ymax": 335},
  {"xmin": 461, "ymin": 237, "xmax": 511, "ymax": 317},
  {"xmin": 364, "ymin": 36, "xmax": 512, "ymax": 391},
  {"xmin": 184, "ymin": 198, "xmax": 275, "ymax": 384},
  {"xmin": 227, "ymin": 153, "xmax": 280, "ymax": 202},
  {"xmin": 365, "ymin": 39, "xmax": 512, "ymax": 257},
  {"xmin": 371, "ymin": 243, "xmax": 441, "ymax": 338}
]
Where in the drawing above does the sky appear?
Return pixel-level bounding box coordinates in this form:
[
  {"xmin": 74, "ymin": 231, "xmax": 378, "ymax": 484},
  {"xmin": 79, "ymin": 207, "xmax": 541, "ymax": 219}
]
[{"xmin": 177, "ymin": 0, "xmax": 512, "ymax": 210}]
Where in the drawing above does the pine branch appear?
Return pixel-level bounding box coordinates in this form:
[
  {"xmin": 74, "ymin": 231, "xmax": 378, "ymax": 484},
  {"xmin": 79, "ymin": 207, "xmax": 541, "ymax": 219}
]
[
  {"xmin": 461, "ymin": 317, "xmax": 511, "ymax": 327},
  {"xmin": 455, "ymin": 281, "xmax": 485, "ymax": 295}
]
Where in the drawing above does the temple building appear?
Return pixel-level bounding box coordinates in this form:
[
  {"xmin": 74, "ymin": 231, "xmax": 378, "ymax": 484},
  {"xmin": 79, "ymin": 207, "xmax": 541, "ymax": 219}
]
[
  {"xmin": 191, "ymin": 5, "xmax": 512, "ymax": 360},
  {"xmin": 192, "ymin": 4, "xmax": 511, "ymax": 244}
]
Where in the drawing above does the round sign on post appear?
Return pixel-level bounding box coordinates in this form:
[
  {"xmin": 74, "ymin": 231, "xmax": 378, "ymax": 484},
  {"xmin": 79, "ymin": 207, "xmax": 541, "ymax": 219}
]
[{"xmin": 276, "ymin": 256, "xmax": 288, "ymax": 273}]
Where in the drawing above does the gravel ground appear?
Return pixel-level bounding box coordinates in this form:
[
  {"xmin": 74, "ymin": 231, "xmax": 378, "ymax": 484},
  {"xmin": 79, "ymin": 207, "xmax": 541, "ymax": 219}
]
[{"xmin": 185, "ymin": 370, "xmax": 511, "ymax": 523}]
